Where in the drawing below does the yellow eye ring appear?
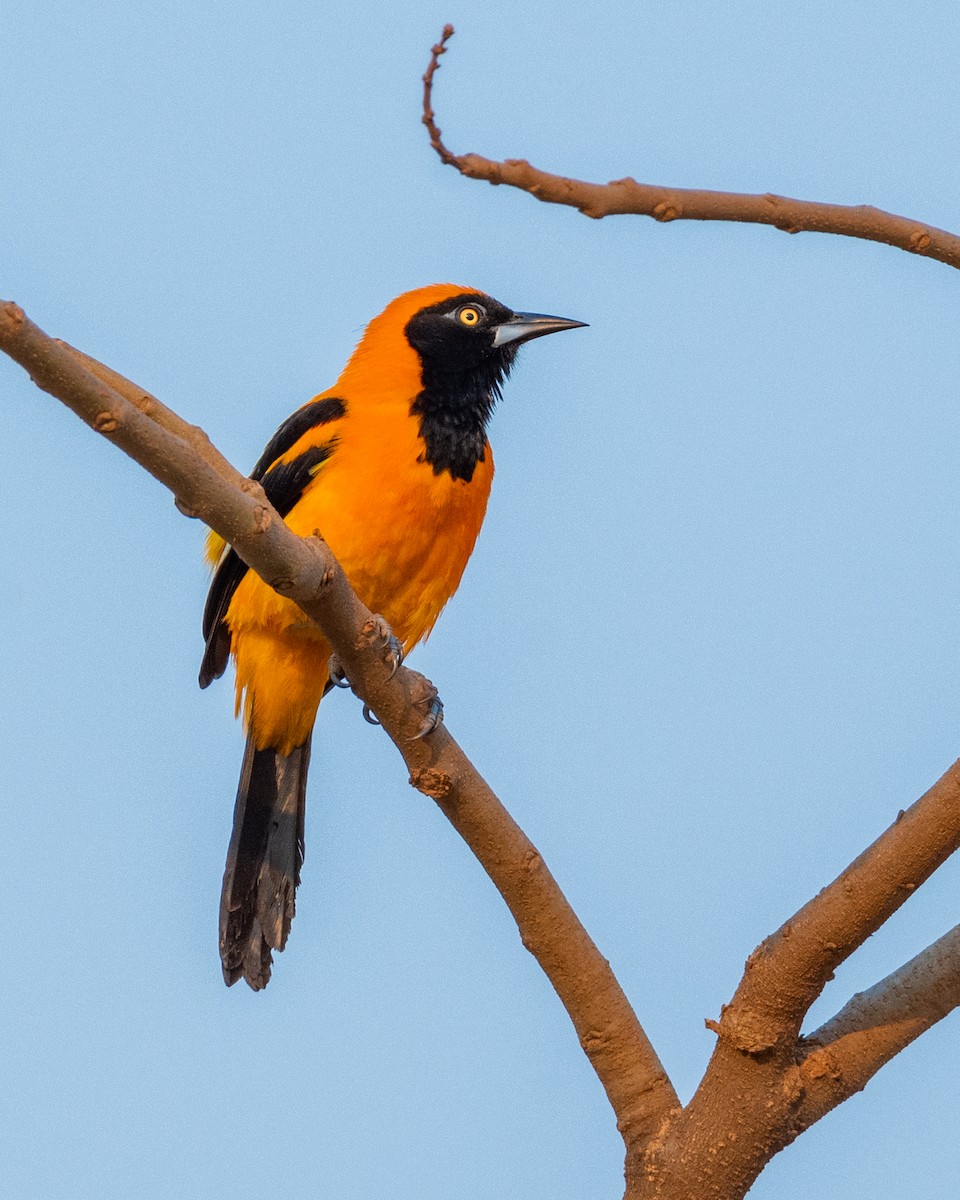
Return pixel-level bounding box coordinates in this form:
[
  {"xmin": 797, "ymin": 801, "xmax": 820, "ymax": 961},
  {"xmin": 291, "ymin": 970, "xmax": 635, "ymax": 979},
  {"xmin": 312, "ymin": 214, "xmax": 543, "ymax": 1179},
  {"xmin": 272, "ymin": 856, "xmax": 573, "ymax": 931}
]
[{"xmin": 458, "ymin": 305, "xmax": 481, "ymax": 326}]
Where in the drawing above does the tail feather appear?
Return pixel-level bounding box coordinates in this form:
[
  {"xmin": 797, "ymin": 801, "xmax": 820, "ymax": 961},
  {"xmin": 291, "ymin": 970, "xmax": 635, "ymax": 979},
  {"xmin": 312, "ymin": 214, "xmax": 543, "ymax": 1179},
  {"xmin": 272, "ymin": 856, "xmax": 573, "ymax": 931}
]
[{"xmin": 219, "ymin": 734, "xmax": 311, "ymax": 990}]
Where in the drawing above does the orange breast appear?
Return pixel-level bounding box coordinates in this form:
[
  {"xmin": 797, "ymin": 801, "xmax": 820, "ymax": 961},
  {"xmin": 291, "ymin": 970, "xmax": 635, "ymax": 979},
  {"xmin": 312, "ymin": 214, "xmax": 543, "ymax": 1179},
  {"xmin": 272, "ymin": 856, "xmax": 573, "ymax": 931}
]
[{"xmin": 227, "ymin": 397, "xmax": 494, "ymax": 753}]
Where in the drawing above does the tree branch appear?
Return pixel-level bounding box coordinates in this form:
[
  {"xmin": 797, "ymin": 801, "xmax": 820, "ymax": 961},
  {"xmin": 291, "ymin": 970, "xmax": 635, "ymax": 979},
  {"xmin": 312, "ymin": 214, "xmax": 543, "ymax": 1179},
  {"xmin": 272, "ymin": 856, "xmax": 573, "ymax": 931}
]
[
  {"xmin": 0, "ymin": 299, "xmax": 679, "ymax": 1161},
  {"xmin": 794, "ymin": 923, "xmax": 960, "ymax": 1132},
  {"xmin": 717, "ymin": 759, "xmax": 960, "ymax": 1052},
  {"xmin": 640, "ymin": 762, "xmax": 960, "ymax": 1200},
  {"xmin": 53, "ymin": 339, "xmax": 245, "ymax": 511},
  {"xmin": 422, "ymin": 26, "xmax": 960, "ymax": 271}
]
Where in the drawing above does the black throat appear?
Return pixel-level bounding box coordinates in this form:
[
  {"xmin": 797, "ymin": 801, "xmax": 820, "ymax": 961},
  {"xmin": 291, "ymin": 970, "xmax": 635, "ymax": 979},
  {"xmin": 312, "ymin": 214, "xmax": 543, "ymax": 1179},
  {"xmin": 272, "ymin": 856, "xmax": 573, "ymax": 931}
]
[{"xmin": 411, "ymin": 349, "xmax": 516, "ymax": 483}]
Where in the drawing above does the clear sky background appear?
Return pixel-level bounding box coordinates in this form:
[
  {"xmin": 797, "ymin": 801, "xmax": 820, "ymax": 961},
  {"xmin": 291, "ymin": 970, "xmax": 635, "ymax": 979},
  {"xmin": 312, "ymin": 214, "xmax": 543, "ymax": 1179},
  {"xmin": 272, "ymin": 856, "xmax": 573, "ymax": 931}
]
[{"xmin": 2, "ymin": 3, "xmax": 958, "ymax": 1198}]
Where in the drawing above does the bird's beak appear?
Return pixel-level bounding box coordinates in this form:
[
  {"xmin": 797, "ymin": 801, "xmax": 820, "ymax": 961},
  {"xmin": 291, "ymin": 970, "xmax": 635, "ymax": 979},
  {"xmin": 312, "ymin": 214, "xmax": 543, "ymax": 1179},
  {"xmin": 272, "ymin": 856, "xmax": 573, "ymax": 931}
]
[{"xmin": 492, "ymin": 311, "xmax": 588, "ymax": 348}]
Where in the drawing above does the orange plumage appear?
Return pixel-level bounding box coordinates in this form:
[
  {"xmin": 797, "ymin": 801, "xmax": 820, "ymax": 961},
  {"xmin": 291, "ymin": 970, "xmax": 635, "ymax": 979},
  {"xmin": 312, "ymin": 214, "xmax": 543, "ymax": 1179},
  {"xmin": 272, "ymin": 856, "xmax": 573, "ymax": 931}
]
[{"xmin": 202, "ymin": 283, "xmax": 584, "ymax": 989}]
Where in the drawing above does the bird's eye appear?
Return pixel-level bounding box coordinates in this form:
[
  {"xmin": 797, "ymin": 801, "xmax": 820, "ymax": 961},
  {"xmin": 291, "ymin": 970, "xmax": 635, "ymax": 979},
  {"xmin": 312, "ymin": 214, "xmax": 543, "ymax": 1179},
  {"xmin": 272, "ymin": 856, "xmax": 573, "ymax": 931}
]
[{"xmin": 457, "ymin": 305, "xmax": 482, "ymax": 327}]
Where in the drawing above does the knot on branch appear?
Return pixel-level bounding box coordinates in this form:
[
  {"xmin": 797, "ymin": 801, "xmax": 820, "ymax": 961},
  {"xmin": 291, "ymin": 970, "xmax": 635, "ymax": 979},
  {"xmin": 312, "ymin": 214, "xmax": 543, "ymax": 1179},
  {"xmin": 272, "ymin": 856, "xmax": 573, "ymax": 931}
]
[
  {"xmin": 93, "ymin": 410, "xmax": 120, "ymax": 434},
  {"xmin": 409, "ymin": 766, "xmax": 453, "ymax": 799},
  {"xmin": 799, "ymin": 1043, "xmax": 842, "ymax": 1084},
  {"xmin": 521, "ymin": 848, "xmax": 544, "ymax": 873},
  {"xmin": 187, "ymin": 422, "xmax": 214, "ymax": 448},
  {"xmin": 240, "ymin": 477, "xmax": 267, "ymax": 501},
  {"xmin": 706, "ymin": 1004, "xmax": 780, "ymax": 1055},
  {"xmin": 0, "ymin": 301, "xmax": 25, "ymax": 334},
  {"xmin": 459, "ymin": 153, "xmax": 503, "ymax": 183},
  {"xmin": 580, "ymin": 1023, "xmax": 615, "ymax": 1057}
]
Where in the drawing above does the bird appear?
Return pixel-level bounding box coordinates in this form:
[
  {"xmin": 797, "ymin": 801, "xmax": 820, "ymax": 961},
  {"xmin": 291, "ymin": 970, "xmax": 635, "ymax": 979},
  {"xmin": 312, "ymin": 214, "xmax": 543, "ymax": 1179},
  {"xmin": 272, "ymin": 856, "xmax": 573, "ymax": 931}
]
[{"xmin": 200, "ymin": 283, "xmax": 585, "ymax": 990}]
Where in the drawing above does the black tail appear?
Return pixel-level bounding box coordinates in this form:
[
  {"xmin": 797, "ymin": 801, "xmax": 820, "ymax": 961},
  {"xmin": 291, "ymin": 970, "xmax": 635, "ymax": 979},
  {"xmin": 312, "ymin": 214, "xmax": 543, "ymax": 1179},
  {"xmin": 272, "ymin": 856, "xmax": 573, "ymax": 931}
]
[{"xmin": 219, "ymin": 734, "xmax": 311, "ymax": 990}]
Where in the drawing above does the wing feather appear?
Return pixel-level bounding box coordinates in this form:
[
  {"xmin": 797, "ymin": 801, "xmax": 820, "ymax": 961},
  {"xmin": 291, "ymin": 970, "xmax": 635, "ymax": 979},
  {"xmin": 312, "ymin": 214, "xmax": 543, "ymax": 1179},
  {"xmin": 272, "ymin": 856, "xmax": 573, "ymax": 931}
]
[{"xmin": 198, "ymin": 398, "xmax": 346, "ymax": 687}]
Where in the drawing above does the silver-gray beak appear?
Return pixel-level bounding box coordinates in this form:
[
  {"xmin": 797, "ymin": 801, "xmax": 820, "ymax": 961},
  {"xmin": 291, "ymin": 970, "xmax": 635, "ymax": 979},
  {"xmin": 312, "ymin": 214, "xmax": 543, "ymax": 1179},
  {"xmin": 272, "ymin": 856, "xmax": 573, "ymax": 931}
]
[{"xmin": 492, "ymin": 311, "xmax": 588, "ymax": 349}]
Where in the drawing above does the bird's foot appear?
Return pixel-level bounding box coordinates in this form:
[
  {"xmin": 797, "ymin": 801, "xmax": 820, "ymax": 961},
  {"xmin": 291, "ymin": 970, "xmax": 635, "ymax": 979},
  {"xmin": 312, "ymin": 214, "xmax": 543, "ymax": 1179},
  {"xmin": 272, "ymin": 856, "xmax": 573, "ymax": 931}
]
[
  {"xmin": 328, "ymin": 655, "xmax": 352, "ymax": 689},
  {"xmin": 328, "ymin": 617, "xmax": 440, "ymax": 737},
  {"xmin": 410, "ymin": 676, "xmax": 444, "ymax": 740},
  {"xmin": 382, "ymin": 631, "xmax": 404, "ymax": 678},
  {"xmin": 330, "ymin": 616, "xmax": 404, "ymax": 692},
  {"xmin": 361, "ymin": 615, "xmax": 404, "ymax": 679}
]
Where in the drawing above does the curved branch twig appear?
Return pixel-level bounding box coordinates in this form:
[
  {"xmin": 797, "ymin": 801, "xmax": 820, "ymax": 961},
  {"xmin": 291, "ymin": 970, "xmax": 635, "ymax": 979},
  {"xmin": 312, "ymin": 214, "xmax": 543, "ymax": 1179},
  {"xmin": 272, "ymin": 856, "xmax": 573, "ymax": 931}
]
[{"xmin": 422, "ymin": 26, "xmax": 960, "ymax": 272}]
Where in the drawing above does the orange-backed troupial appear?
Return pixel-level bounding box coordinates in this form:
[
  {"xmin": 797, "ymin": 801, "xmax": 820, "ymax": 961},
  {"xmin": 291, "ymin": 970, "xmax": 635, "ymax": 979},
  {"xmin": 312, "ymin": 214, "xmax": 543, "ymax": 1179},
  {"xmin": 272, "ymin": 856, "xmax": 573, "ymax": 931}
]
[{"xmin": 201, "ymin": 283, "xmax": 585, "ymax": 989}]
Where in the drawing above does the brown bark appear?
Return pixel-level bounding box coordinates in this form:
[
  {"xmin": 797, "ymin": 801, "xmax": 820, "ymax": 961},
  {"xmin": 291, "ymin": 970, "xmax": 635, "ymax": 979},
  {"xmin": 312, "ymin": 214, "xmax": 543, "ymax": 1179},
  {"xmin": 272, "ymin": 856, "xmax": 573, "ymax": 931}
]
[
  {"xmin": 53, "ymin": 339, "xmax": 245, "ymax": 510},
  {"xmin": 422, "ymin": 26, "xmax": 960, "ymax": 272},
  {"xmin": 639, "ymin": 760, "xmax": 960, "ymax": 1199},
  {"xmin": 795, "ymin": 922, "xmax": 960, "ymax": 1132},
  {"xmin": 716, "ymin": 765, "xmax": 960, "ymax": 1046}
]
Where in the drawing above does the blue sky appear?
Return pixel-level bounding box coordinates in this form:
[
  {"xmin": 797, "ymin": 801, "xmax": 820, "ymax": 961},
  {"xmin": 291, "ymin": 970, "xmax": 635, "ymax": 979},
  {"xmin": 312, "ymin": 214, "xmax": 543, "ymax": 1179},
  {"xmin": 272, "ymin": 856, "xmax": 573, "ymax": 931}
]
[{"xmin": 2, "ymin": 3, "xmax": 959, "ymax": 1197}]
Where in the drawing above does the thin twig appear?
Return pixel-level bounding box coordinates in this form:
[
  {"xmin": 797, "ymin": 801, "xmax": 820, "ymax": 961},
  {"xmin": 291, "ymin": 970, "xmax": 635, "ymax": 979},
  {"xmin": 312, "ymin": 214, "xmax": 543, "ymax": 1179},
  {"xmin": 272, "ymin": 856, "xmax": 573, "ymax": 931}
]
[
  {"xmin": 421, "ymin": 24, "xmax": 457, "ymax": 165},
  {"xmin": 421, "ymin": 27, "xmax": 960, "ymax": 271}
]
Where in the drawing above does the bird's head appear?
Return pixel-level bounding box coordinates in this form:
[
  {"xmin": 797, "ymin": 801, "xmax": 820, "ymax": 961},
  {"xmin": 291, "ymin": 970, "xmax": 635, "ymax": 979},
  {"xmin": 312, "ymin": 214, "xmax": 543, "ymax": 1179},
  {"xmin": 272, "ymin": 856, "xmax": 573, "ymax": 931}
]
[
  {"xmin": 404, "ymin": 288, "xmax": 587, "ymax": 375},
  {"xmin": 340, "ymin": 283, "xmax": 586, "ymax": 482}
]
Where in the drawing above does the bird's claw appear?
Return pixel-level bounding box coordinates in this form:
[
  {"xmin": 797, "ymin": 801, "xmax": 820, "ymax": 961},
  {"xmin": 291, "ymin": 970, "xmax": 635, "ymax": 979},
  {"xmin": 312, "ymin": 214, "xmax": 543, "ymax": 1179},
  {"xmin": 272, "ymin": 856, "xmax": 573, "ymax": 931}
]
[
  {"xmin": 411, "ymin": 689, "xmax": 444, "ymax": 740},
  {"xmin": 384, "ymin": 633, "xmax": 404, "ymax": 679},
  {"xmin": 330, "ymin": 618, "xmax": 408, "ymax": 731},
  {"xmin": 328, "ymin": 656, "xmax": 352, "ymax": 689}
]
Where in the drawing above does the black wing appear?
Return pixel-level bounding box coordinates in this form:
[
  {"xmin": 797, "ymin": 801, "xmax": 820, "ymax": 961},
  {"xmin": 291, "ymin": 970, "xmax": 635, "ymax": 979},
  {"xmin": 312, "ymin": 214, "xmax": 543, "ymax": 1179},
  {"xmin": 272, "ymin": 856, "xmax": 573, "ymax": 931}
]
[
  {"xmin": 198, "ymin": 399, "xmax": 346, "ymax": 688},
  {"xmin": 248, "ymin": 397, "xmax": 346, "ymax": 480}
]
